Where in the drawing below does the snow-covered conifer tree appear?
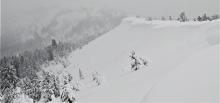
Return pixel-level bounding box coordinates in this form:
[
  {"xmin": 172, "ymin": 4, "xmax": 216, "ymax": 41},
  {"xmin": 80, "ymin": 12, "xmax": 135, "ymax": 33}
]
[{"xmin": 130, "ymin": 51, "xmax": 141, "ymax": 71}]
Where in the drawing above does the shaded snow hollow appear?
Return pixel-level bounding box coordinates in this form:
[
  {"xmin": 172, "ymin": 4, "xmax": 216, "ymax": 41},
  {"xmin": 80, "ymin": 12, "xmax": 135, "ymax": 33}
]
[{"xmin": 44, "ymin": 17, "xmax": 219, "ymax": 103}]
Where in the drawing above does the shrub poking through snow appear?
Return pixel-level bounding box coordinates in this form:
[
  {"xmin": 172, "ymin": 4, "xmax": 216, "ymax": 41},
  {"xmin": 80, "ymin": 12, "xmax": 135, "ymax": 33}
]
[
  {"xmin": 92, "ymin": 72, "xmax": 102, "ymax": 86},
  {"xmin": 79, "ymin": 68, "xmax": 85, "ymax": 80},
  {"xmin": 139, "ymin": 58, "xmax": 148, "ymax": 66},
  {"xmin": 129, "ymin": 51, "xmax": 148, "ymax": 71},
  {"xmin": 130, "ymin": 51, "xmax": 141, "ymax": 71}
]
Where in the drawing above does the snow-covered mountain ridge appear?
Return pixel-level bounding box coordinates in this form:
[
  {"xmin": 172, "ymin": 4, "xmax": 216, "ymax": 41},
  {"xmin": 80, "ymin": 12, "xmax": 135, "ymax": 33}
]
[{"xmin": 43, "ymin": 17, "xmax": 219, "ymax": 103}]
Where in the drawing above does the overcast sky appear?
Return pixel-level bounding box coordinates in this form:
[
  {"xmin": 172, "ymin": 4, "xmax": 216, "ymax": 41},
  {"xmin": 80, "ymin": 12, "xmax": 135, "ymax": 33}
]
[
  {"xmin": 2, "ymin": 0, "xmax": 219, "ymax": 37},
  {"xmin": 1, "ymin": 0, "xmax": 220, "ymax": 32},
  {"xmin": 2, "ymin": 0, "xmax": 219, "ymax": 19}
]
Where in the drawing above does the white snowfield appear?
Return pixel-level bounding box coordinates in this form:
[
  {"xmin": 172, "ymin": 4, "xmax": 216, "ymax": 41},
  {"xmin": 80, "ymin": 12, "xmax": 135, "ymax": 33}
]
[{"xmin": 46, "ymin": 17, "xmax": 219, "ymax": 103}]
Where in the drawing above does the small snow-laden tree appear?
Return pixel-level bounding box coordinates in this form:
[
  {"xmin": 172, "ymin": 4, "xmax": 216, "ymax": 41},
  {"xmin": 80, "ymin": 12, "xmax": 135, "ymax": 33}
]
[
  {"xmin": 161, "ymin": 16, "xmax": 166, "ymax": 21},
  {"xmin": 47, "ymin": 48, "xmax": 54, "ymax": 61},
  {"xmin": 202, "ymin": 13, "xmax": 208, "ymax": 21},
  {"xmin": 92, "ymin": 71, "xmax": 104, "ymax": 86},
  {"xmin": 60, "ymin": 73, "xmax": 76, "ymax": 103},
  {"xmin": 1, "ymin": 86, "xmax": 24, "ymax": 103},
  {"xmin": 0, "ymin": 64, "xmax": 19, "ymax": 95},
  {"xmin": 19, "ymin": 76, "xmax": 41, "ymax": 103},
  {"xmin": 169, "ymin": 16, "xmax": 173, "ymax": 20},
  {"xmin": 129, "ymin": 51, "xmax": 141, "ymax": 71},
  {"xmin": 53, "ymin": 76, "xmax": 61, "ymax": 98},
  {"xmin": 41, "ymin": 71, "xmax": 54, "ymax": 96},
  {"xmin": 51, "ymin": 39, "xmax": 57, "ymax": 49},
  {"xmin": 12, "ymin": 87, "xmax": 34, "ymax": 103},
  {"xmin": 10, "ymin": 56, "xmax": 20, "ymax": 78},
  {"xmin": 2, "ymin": 87, "xmax": 20, "ymax": 103},
  {"xmin": 62, "ymin": 72, "xmax": 80, "ymax": 92},
  {"xmin": 179, "ymin": 12, "xmax": 187, "ymax": 22},
  {"xmin": 60, "ymin": 83, "xmax": 76, "ymax": 103},
  {"xmin": 148, "ymin": 17, "xmax": 152, "ymax": 21},
  {"xmin": 40, "ymin": 71, "xmax": 61, "ymax": 102},
  {"xmin": 193, "ymin": 18, "xmax": 197, "ymax": 21},
  {"xmin": 201, "ymin": 13, "xmax": 212, "ymax": 21},
  {"xmin": 197, "ymin": 16, "xmax": 202, "ymax": 21},
  {"xmin": 62, "ymin": 73, "xmax": 73, "ymax": 85}
]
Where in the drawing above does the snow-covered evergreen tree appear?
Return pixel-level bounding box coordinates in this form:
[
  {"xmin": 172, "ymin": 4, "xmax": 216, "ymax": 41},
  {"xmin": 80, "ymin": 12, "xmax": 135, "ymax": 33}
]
[
  {"xmin": 60, "ymin": 73, "xmax": 76, "ymax": 103},
  {"xmin": 129, "ymin": 51, "xmax": 141, "ymax": 71},
  {"xmin": 60, "ymin": 84, "xmax": 76, "ymax": 103},
  {"xmin": 148, "ymin": 17, "xmax": 152, "ymax": 21},
  {"xmin": 2, "ymin": 87, "xmax": 20, "ymax": 103},
  {"xmin": 19, "ymin": 76, "xmax": 41, "ymax": 103},
  {"xmin": 52, "ymin": 39, "xmax": 57, "ymax": 48},
  {"xmin": 201, "ymin": 13, "xmax": 211, "ymax": 21},
  {"xmin": 40, "ymin": 71, "xmax": 61, "ymax": 102},
  {"xmin": 169, "ymin": 16, "xmax": 173, "ymax": 20},
  {"xmin": 41, "ymin": 71, "xmax": 54, "ymax": 96},
  {"xmin": 161, "ymin": 16, "xmax": 166, "ymax": 21},
  {"xmin": 0, "ymin": 64, "xmax": 19, "ymax": 95},
  {"xmin": 53, "ymin": 76, "xmax": 61, "ymax": 98},
  {"xmin": 63, "ymin": 73, "xmax": 73, "ymax": 85},
  {"xmin": 197, "ymin": 16, "xmax": 202, "ymax": 21},
  {"xmin": 12, "ymin": 87, "xmax": 34, "ymax": 103},
  {"xmin": 179, "ymin": 12, "xmax": 187, "ymax": 22}
]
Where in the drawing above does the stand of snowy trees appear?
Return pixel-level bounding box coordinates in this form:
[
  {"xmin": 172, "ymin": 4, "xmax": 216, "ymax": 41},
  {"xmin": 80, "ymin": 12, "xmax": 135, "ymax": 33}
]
[
  {"xmin": 178, "ymin": 12, "xmax": 219, "ymax": 22},
  {"xmin": 143, "ymin": 12, "xmax": 219, "ymax": 22},
  {"xmin": 0, "ymin": 38, "xmax": 105, "ymax": 103}
]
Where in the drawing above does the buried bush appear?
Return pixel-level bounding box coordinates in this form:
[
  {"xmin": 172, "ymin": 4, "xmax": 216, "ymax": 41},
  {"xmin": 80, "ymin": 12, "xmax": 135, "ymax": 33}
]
[{"xmin": 129, "ymin": 51, "xmax": 148, "ymax": 71}]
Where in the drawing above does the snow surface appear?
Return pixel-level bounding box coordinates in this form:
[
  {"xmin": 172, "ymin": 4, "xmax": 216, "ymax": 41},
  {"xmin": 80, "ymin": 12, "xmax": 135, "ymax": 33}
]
[
  {"xmin": 143, "ymin": 44, "xmax": 219, "ymax": 103},
  {"xmin": 44, "ymin": 17, "xmax": 219, "ymax": 103}
]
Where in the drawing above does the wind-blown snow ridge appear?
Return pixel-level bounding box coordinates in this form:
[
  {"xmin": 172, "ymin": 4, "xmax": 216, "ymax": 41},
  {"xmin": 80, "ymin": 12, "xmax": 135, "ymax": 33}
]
[{"xmin": 44, "ymin": 17, "xmax": 219, "ymax": 103}]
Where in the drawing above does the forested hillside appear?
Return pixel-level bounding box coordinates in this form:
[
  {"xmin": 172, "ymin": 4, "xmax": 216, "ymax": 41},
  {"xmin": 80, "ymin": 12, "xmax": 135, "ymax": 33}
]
[{"xmin": 1, "ymin": 8, "xmax": 124, "ymax": 58}]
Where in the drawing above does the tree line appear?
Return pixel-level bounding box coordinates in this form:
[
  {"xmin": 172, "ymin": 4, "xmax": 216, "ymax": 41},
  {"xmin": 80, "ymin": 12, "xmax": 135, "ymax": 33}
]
[
  {"xmin": 178, "ymin": 12, "xmax": 219, "ymax": 22},
  {"xmin": 0, "ymin": 39, "xmax": 71, "ymax": 102},
  {"xmin": 144, "ymin": 12, "xmax": 220, "ymax": 22}
]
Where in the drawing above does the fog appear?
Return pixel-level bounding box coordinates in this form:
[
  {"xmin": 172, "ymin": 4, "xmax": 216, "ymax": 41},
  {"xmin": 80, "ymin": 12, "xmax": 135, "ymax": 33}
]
[
  {"xmin": 2, "ymin": 0, "xmax": 219, "ymax": 36},
  {"xmin": 1, "ymin": 0, "xmax": 219, "ymax": 57}
]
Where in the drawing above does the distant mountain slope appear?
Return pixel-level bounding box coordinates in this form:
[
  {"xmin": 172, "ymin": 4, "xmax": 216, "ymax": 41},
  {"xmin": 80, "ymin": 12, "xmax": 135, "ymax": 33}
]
[{"xmin": 1, "ymin": 8, "xmax": 124, "ymax": 58}]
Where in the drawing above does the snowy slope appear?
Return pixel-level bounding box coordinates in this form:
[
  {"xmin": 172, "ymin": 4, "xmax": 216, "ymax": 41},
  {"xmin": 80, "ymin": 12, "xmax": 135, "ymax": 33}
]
[
  {"xmin": 143, "ymin": 44, "xmax": 219, "ymax": 103},
  {"xmin": 44, "ymin": 17, "xmax": 219, "ymax": 103}
]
